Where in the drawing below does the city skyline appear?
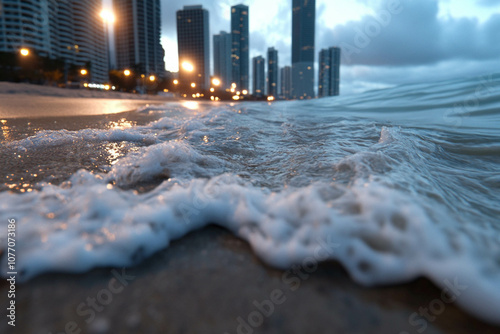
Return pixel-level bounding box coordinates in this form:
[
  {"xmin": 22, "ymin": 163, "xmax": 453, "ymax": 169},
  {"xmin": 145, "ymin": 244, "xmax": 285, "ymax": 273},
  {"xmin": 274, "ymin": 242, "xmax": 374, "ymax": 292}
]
[{"xmin": 161, "ymin": 0, "xmax": 500, "ymax": 95}]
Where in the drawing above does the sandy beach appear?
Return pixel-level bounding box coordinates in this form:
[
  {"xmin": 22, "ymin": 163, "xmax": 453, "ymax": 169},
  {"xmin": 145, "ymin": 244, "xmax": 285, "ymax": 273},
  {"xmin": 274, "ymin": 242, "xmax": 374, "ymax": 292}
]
[{"xmin": 0, "ymin": 82, "xmax": 173, "ymax": 119}]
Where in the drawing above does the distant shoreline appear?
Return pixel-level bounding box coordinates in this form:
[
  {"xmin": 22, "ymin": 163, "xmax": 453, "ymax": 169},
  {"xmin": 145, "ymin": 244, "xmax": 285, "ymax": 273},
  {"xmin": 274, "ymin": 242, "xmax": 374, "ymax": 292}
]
[
  {"xmin": 0, "ymin": 81, "xmax": 174, "ymax": 101},
  {"xmin": 0, "ymin": 82, "xmax": 176, "ymax": 119}
]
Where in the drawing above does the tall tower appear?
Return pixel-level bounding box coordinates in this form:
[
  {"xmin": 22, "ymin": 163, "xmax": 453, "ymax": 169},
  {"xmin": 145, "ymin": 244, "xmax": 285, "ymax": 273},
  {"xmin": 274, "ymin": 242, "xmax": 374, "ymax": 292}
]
[
  {"xmin": 213, "ymin": 31, "xmax": 232, "ymax": 89},
  {"xmin": 252, "ymin": 56, "xmax": 265, "ymax": 97},
  {"xmin": 177, "ymin": 5, "xmax": 210, "ymax": 90},
  {"xmin": 71, "ymin": 0, "xmax": 109, "ymax": 83},
  {"xmin": 280, "ymin": 66, "xmax": 292, "ymax": 100},
  {"xmin": 291, "ymin": 0, "xmax": 316, "ymax": 99},
  {"xmin": 114, "ymin": 0, "xmax": 166, "ymax": 76},
  {"xmin": 231, "ymin": 4, "xmax": 249, "ymax": 91},
  {"xmin": 318, "ymin": 47, "xmax": 341, "ymax": 97},
  {"xmin": 267, "ymin": 47, "xmax": 279, "ymax": 97}
]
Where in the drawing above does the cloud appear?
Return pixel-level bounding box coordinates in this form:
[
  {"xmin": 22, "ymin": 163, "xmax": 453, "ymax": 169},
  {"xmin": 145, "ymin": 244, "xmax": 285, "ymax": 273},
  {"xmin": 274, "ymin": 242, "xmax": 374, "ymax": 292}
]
[
  {"xmin": 476, "ymin": 0, "xmax": 500, "ymax": 7},
  {"xmin": 318, "ymin": 0, "xmax": 500, "ymax": 67}
]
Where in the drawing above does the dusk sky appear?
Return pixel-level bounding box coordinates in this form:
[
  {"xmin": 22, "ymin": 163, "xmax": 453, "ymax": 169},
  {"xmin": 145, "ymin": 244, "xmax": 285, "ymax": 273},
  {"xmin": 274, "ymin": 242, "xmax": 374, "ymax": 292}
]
[{"xmin": 157, "ymin": 0, "xmax": 500, "ymax": 94}]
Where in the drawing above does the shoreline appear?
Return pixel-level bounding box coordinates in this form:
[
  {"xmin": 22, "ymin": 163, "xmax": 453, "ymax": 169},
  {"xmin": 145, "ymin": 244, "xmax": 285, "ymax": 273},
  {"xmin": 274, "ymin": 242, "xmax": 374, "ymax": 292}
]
[
  {"xmin": 0, "ymin": 81, "xmax": 176, "ymax": 119},
  {"xmin": 1, "ymin": 226, "xmax": 498, "ymax": 334},
  {"xmin": 0, "ymin": 81, "xmax": 173, "ymax": 101}
]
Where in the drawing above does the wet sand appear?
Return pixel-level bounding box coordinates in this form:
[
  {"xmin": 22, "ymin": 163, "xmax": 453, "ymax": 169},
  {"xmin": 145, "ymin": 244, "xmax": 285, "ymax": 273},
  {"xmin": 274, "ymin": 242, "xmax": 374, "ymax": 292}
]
[
  {"xmin": 1, "ymin": 226, "xmax": 499, "ymax": 334},
  {"xmin": 0, "ymin": 82, "xmax": 174, "ymax": 119}
]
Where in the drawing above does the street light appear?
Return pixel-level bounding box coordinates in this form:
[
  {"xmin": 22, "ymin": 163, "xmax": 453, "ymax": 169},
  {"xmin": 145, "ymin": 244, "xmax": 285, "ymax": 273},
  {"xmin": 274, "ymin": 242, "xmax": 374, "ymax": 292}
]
[
  {"xmin": 191, "ymin": 83, "xmax": 196, "ymax": 88},
  {"xmin": 173, "ymin": 79, "xmax": 179, "ymax": 85},
  {"xmin": 80, "ymin": 69, "xmax": 88, "ymax": 76},
  {"xmin": 212, "ymin": 78, "xmax": 221, "ymax": 86},
  {"xmin": 182, "ymin": 62, "xmax": 194, "ymax": 72},
  {"xmin": 20, "ymin": 48, "xmax": 30, "ymax": 57},
  {"xmin": 149, "ymin": 75, "xmax": 156, "ymax": 82},
  {"xmin": 100, "ymin": 9, "xmax": 115, "ymax": 23},
  {"xmin": 124, "ymin": 69, "xmax": 131, "ymax": 76}
]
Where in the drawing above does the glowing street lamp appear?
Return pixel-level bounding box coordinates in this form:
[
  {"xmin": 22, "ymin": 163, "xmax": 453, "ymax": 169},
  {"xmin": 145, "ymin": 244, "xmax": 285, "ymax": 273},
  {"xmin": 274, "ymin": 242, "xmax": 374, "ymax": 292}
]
[
  {"xmin": 173, "ymin": 79, "xmax": 179, "ymax": 85},
  {"xmin": 182, "ymin": 62, "xmax": 194, "ymax": 72},
  {"xmin": 124, "ymin": 69, "xmax": 131, "ymax": 76},
  {"xmin": 20, "ymin": 48, "xmax": 30, "ymax": 57},
  {"xmin": 100, "ymin": 10, "xmax": 115, "ymax": 23},
  {"xmin": 80, "ymin": 69, "xmax": 88, "ymax": 76},
  {"xmin": 212, "ymin": 78, "xmax": 221, "ymax": 86},
  {"xmin": 242, "ymin": 89, "xmax": 248, "ymax": 95},
  {"xmin": 191, "ymin": 83, "xmax": 196, "ymax": 88},
  {"xmin": 149, "ymin": 75, "xmax": 156, "ymax": 82}
]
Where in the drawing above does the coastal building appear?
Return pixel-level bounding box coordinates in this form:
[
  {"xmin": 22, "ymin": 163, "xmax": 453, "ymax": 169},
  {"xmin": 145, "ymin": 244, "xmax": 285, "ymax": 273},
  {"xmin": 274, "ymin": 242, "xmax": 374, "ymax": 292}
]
[
  {"xmin": 291, "ymin": 0, "xmax": 316, "ymax": 99},
  {"xmin": 0, "ymin": 0, "xmax": 109, "ymax": 82},
  {"xmin": 69, "ymin": 0, "xmax": 109, "ymax": 83},
  {"xmin": 213, "ymin": 31, "xmax": 232, "ymax": 89},
  {"xmin": 318, "ymin": 47, "xmax": 341, "ymax": 97},
  {"xmin": 231, "ymin": 4, "xmax": 249, "ymax": 91},
  {"xmin": 114, "ymin": 0, "xmax": 165, "ymax": 77},
  {"xmin": 252, "ymin": 56, "xmax": 265, "ymax": 97},
  {"xmin": 177, "ymin": 5, "xmax": 210, "ymax": 90},
  {"xmin": 280, "ymin": 66, "xmax": 292, "ymax": 100},
  {"xmin": 267, "ymin": 47, "xmax": 279, "ymax": 98},
  {"xmin": 0, "ymin": 0, "xmax": 57, "ymax": 58}
]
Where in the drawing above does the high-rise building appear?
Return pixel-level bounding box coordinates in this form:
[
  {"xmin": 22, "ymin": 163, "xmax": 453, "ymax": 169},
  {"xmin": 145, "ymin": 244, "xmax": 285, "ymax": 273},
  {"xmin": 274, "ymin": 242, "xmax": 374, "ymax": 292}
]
[
  {"xmin": 319, "ymin": 47, "xmax": 341, "ymax": 97},
  {"xmin": 280, "ymin": 66, "xmax": 292, "ymax": 100},
  {"xmin": 252, "ymin": 56, "xmax": 265, "ymax": 97},
  {"xmin": 291, "ymin": 0, "xmax": 316, "ymax": 99},
  {"xmin": 177, "ymin": 5, "xmax": 210, "ymax": 90},
  {"xmin": 267, "ymin": 47, "xmax": 279, "ymax": 98},
  {"xmin": 231, "ymin": 4, "xmax": 249, "ymax": 91},
  {"xmin": 0, "ymin": 0, "xmax": 57, "ymax": 57},
  {"xmin": 70, "ymin": 1, "xmax": 109, "ymax": 83},
  {"xmin": 0, "ymin": 0, "xmax": 109, "ymax": 82},
  {"xmin": 114, "ymin": 0, "xmax": 165, "ymax": 76},
  {"xmin": 213, "ymin": 31, "xmax": 232, "ymax": 89}
]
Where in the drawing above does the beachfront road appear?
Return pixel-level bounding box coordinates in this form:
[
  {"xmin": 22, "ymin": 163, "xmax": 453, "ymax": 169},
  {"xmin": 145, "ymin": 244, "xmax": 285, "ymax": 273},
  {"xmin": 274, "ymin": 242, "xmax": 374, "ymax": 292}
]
[{"xmin": 0, "ymin": 94, "xmax": 164, "ymax": 119}]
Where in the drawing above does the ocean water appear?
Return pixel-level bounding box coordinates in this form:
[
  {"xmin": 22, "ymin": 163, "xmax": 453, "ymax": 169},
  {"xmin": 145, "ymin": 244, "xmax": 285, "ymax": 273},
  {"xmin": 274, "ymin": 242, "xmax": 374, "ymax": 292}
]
[{"xmin": 1, "ymin": 74, "xmax": 500, "ymax": 324}]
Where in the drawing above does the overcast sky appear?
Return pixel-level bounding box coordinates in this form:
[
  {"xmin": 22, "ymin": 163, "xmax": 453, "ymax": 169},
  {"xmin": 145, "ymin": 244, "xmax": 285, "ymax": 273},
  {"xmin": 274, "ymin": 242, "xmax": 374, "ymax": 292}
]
[{"xmin": 159, "ymin": 0, "xmax": 500, "ymax": 94}]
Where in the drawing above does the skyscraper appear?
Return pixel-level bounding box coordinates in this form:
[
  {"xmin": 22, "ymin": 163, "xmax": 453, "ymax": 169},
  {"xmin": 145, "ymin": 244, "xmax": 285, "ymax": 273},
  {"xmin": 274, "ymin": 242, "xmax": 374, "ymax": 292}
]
[
  {"xmin": 280, "ymin": 66, "xmax": 292, "ymax": 100},
  {"xmin": 114, "ymin": 0, "xmax": 165, "ymax": 76},
  {"xmin": 318, "ymin": 47, "xmax": 341, "ymax": 97},
  {"xmin": 231, "ymin": 4, "xmax": 249, "ymax": 91},
  {"xmin": 213, "ymin": 31, "xmax": 232, "ymax": 89},
  {"xmin": 0, "ymin": 0, "xmax": 109, "ymax": 82},
  {"xmin": 177, "ymin": 5, "xmax": 210, "ymax": 90},
  {"xmin": 267, "ymin": 47, "xmax": 279, "ymax": 97},
  {"xmin": 253, "ymin": 56, "xmax": 265, "ymax": 97},
  {"xmin": 70, "ymin": 0, "xmax": 109, "ymax": 83},
  {"xmin": 291, "ymin": 0, "xmax": 316, "ymax": 99}
]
